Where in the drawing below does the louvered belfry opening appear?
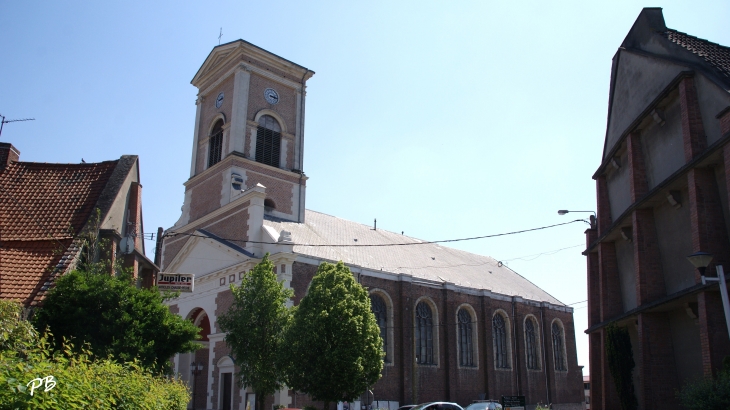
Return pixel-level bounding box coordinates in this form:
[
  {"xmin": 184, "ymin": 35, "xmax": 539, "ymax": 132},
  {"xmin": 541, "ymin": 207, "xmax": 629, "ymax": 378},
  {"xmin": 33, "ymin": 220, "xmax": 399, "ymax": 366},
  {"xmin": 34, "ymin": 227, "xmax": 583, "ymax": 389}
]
[
  {"xmin": 208, "ymin": 120, "xmax": 224, "ymax": 168},
  {"xmin": 256, "ymin": 115, "xmax": 281, "ymax": 168}
]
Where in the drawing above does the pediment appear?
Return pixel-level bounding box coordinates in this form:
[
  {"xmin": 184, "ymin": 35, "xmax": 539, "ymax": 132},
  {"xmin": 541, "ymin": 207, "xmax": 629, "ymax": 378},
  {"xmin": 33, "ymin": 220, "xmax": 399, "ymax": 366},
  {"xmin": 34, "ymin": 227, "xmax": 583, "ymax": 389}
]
[
  {"xmin": 165, "ymin": 231, "xmax": 249, "ymax": 276},
  {"xmin": 191, "ymin": 42, "xmax": 240, "ymax": 86}
]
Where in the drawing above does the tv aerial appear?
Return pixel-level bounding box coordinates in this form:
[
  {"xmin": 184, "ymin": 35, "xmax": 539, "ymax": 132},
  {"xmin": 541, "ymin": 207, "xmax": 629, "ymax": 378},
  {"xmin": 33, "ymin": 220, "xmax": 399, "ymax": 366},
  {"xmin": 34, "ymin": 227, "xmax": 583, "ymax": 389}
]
[{"xmin": 0, "ymin": 114, "xmax": 35, "ymax": 138}]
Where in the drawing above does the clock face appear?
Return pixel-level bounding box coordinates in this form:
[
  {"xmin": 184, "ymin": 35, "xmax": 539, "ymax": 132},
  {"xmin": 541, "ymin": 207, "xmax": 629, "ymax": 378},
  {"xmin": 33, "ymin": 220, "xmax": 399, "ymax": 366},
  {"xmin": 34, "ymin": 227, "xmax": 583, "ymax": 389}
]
[
  {"xmin": 264, "ymin": 88, "xmax": 279, "ymax": 105},
  {"xmin": 215, "ymin": 92, "xmax": 224, "ymax": 109}
]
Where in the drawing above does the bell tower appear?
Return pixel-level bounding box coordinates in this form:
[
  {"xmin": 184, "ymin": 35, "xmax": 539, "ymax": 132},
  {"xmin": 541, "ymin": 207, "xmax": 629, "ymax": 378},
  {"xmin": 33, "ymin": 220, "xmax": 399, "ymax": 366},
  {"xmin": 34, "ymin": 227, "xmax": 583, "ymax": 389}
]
[{"xmin": 177, "ymin": 40, "xmax": 314, "ymax": 226}]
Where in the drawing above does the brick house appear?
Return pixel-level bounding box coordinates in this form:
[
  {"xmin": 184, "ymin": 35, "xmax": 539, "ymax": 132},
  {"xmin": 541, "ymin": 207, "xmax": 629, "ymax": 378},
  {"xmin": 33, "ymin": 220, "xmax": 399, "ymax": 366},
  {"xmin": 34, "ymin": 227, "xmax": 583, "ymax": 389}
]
[
  {"xmin": 161, "ymin": 40, "xmax": 584, "ymax": 410},
  {"xmin": 585, "ymin": 8, "xmax": 730, "ymax": 410},
  {"xmin": 0, "ymin": 143, "xmax": 158, "ymax": 308}
]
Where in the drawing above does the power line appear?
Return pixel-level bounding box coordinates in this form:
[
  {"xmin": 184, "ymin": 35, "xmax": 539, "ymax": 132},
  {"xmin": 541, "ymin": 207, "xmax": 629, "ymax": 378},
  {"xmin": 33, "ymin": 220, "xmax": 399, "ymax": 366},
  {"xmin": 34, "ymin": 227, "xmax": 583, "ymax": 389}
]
[
  {"xmin": 166, "ymin": 219, "xmax": 586, "ymax": 248},
  {"xmin": 501, "ymin": 243, "xmax": 585, "ymax": 262}
]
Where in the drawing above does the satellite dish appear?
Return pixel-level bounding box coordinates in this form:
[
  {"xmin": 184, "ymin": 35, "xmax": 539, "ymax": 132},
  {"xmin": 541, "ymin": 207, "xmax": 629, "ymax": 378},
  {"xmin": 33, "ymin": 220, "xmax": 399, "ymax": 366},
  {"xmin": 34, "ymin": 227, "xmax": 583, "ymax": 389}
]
[{"xmin": 119, "ymin": 237, "xmax": 134, "ymax": 255}]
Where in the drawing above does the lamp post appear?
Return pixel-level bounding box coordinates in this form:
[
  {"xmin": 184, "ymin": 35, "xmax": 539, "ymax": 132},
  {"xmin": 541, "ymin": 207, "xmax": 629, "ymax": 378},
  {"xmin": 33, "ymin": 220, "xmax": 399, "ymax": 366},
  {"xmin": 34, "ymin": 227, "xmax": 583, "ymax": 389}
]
[
  {"xmin": 190, "ymin": 361, "xmax": 204, "ymax": 410},
  {"xmin": 557, "ymin": 210, "xmax": 596, "ymax": 228},
  {"xmin": 687, "ymin": 252, "xmax": 730, "ymax": 339}
]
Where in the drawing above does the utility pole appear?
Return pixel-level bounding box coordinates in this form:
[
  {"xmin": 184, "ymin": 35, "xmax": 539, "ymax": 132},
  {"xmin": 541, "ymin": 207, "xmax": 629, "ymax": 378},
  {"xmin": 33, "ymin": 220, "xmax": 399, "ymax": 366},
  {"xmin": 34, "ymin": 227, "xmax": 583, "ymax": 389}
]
[{"xmin": 0, "ymin": 114, "xmax": 35, "ymax": 138}]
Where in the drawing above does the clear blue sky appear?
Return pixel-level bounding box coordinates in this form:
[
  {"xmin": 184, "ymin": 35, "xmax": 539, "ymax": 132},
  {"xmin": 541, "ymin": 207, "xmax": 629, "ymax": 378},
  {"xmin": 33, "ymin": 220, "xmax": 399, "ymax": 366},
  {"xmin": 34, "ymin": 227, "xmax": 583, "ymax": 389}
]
[{"xmin": 2, "ymin": 0, "xmax": 729, "ymax": 376}]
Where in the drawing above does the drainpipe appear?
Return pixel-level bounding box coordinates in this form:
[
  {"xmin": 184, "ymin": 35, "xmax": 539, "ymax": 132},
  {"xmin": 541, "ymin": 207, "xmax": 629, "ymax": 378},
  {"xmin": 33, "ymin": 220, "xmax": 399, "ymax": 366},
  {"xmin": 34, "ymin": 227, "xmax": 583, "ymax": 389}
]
[
  {"xmin": 512, "ymin": 297, "xmax": 520, "ymax": 395},
  {"xmin": 297, "ymin": 69, "xmax": 309, "ymax": 223},
  {"xmin": 540, "ymin": 305, "xmax": 551, "ymax": 405}
]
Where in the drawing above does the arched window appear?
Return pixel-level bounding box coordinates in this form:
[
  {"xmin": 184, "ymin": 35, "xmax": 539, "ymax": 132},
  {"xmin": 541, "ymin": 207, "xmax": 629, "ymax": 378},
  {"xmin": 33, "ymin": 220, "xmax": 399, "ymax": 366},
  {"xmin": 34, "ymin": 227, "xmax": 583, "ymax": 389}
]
[
  {"xmin": 415, "ymin": 302, "xmax": 434, "ymax": 365},
  {"xmin": 208, "ymin": 120, "xmax": 224, "ymax": 167},
  {"xmin": 493, "ymin": 313, "xmax": 510, "ymax": 369},
  {"xmin": 256, "ymin": 115, "xmax": 281, "ymax": 168},
  {"xmin": 552, "ymin": 321, "xmax": 566, "ymax": 371},
  {"xmin": 525, "ymin": 317, "xmax": 539, "ymax": 370},
  {"xmin": 458, "ymin": 308, "xmax": 474, "ymax": 367},
  {"xmin": 370, "ymin": 294, "xmax": 388, "ymax": 362}
]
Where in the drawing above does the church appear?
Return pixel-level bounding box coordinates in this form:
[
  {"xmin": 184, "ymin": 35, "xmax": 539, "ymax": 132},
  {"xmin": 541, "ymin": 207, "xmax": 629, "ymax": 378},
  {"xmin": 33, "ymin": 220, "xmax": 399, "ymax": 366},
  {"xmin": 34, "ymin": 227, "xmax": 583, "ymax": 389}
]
[{"xmin": 159, "ymin": 40, "xmax": 584, "ymax": 410}]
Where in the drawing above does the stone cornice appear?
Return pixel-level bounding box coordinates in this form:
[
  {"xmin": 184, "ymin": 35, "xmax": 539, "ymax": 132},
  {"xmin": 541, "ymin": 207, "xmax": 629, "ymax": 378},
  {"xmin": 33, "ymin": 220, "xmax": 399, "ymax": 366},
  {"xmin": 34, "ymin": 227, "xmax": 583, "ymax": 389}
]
[{"xmin": 185, "ymin": 154, "xmax": 307, "ymax": 189}]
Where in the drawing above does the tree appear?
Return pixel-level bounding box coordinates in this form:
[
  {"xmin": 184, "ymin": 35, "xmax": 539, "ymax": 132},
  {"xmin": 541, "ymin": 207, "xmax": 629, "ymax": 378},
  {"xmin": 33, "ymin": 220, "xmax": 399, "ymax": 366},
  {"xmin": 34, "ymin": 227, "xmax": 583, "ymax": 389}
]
[
  {"xmin": 218, "ymin": 254, "xmax": 294, "ymax": 410},
  {"xmin": 32, "ymin": 269, "xmax": 200, "ymax": 373},
  {"xmin": 283, "ymin": 261, "xmax": 383, "ymax": 410}
]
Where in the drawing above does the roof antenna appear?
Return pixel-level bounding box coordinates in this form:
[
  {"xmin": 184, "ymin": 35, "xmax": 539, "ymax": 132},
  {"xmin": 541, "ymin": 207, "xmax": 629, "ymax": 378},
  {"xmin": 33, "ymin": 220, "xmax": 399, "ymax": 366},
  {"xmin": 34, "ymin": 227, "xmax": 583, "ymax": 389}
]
[
  {"xmin": 218, "ymin": 27, "xmax": 222, "ymax": 45},
  {"xmin": 0, "ymin": 114, "xmax": 35, "ymax": 138},
  {"xmin": 372, "ymin": 218, "xmax": 377, "ymax": 231}
]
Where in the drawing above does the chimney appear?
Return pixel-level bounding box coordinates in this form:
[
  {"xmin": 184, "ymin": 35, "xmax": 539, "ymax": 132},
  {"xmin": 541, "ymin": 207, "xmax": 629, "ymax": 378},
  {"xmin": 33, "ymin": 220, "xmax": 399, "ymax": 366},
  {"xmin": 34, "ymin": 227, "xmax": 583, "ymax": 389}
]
[{"xmin": 0, "ymin": 143, "xmax": 20, "ymax": 168}]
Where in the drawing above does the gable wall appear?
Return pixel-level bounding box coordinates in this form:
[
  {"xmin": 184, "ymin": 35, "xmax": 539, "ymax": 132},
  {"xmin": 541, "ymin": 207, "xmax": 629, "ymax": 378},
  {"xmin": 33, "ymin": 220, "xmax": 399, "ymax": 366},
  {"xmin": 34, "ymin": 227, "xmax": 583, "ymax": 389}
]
[{"xmin": 605, "ymin": 51, "xmax": 689, "ymax": 160}]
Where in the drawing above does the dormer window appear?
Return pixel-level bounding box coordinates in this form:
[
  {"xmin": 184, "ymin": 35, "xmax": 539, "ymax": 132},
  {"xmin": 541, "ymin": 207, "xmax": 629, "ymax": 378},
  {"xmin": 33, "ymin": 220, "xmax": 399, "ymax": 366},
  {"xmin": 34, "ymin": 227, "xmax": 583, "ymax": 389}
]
[
  {"xmin": 256, "ymin": 115, "xmax": 281, "ymax": 168},
  {"xmin": 208, "ymin": 120, "xmax": 224, "ymax": 168}
]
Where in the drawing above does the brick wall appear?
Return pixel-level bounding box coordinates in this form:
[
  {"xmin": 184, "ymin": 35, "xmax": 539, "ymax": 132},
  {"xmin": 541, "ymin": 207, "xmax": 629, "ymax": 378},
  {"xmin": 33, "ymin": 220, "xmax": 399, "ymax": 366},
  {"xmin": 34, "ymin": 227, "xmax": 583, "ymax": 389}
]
[
  {"xmin": 632, "ymin": 209, "xmax": 665, "ymax": 305},
  {"xmin": 246, "ymin": 73, "xmax": 298, "ymax": 134},
  {"xmin": 291, "ymin": 263, "xmax": 584, "ymax": 407},
  {"xmin": 0, "ymin": 143, "xmax": 19, "ymax": 168},
  {"xmin": 678, "ymin": 76, "xmax": 707, "ymax": 162}
]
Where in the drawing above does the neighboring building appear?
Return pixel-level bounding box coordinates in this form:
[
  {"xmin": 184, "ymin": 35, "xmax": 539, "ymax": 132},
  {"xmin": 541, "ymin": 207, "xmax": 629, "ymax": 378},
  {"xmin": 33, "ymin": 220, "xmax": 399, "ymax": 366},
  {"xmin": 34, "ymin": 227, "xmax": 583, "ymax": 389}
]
[
  {"xmin": 0, "ymin": 143, "xmax": 158, "ymax": 308},
  {"xmin": 582, "ymin": 376, "xmax": 589, "ymax": 410},
  {"xmin": 585, "ymin": 8, "xmax": 730, "ymax": 410},
  {"xmin": 161, "ymin": 40, "xmax": 584, "ymax": 410}
]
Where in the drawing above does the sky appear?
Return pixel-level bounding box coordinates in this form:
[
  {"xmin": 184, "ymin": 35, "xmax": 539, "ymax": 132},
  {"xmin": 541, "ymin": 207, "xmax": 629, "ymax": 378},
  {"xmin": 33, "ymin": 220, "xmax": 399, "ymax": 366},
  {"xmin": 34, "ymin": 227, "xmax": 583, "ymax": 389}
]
[{"xmin": 2, "ymin": 0, "xmax": 729, "ymax": 378}]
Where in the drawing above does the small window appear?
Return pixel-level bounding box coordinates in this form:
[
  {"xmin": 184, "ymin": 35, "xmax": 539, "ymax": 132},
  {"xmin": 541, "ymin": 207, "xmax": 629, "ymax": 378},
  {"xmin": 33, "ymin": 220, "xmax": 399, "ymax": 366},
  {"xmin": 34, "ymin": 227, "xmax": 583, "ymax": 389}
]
[
  {"xmin": 458, "ymin": 308, "xmax": 474, "ymax": 367},
  {"xmin": 256, "ymin": 115, "xmax": 281, "ymax": 168},
  {"xmin": 370, "ymin": 294, "xmax": 388, "ymax": 362},
  {"xmin": 208, "ymin": 120, "xmax": 224, "ymax": 167},
  {"xmin": 552, "ymin": 321, "xmax": 567, "ymax": 371},
  {"xmin": 264, "ymin": 198, "xmax": 276, "ymax": 213},
  {"xmin": 415, "ymin": 302, "xmax": 434, "ymax": 365}
]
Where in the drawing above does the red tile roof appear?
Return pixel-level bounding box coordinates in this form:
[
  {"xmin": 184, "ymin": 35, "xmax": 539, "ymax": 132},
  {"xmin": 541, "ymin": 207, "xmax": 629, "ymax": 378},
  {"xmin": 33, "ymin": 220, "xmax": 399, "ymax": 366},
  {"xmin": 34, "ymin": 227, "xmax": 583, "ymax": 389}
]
[
  {"xmin": 666, "ymin": 29, "xmax": 730, "ymax": 82},
  {"xmin": 0, "ymin": 160, "xmax": 119, "ymax": 306}
]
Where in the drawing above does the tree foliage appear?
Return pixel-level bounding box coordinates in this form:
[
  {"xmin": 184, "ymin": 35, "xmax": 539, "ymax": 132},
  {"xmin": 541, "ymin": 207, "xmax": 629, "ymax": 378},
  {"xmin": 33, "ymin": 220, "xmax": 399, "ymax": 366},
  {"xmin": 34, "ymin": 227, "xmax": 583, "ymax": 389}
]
[
  {"xmin": 605, "ymin": 324, "xmax": 638, "ymax": 410},
  {"xmin": 283, "ymin": 261, "xmax": 383, "ymax": 410},
  {"xmin": 218, "ymin": 254, "xmax": 294, "ymax": 410},
  {"xmin": 0, "ymin": 299, "xmax": 189, "ymax": 409},
  {"xmin": 0, "ymin": 299, "xmax": 37, "ymax": 355},
  {"xmin": 678, "ymin": 358, "xmax": 730, "ymax": 409},
  {"xmin": 32, "ymin": 269, "xmax": 200, "ymax": 373}
]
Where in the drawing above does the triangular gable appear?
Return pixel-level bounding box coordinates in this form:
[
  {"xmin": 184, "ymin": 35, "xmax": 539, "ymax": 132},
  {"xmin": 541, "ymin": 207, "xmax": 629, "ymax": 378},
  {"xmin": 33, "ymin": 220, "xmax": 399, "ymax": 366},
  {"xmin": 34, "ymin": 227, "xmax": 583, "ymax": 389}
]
[
  {"xmin": 192, "ymin": 43, "xmax": 238, "ymax": 86},
  {"xmin": 603, "ymin": 51, "xmax": 690, "ymax": 159},
  {"xmin": 165, "ymin": 231, "xmax": 249, "ymax": 276}
]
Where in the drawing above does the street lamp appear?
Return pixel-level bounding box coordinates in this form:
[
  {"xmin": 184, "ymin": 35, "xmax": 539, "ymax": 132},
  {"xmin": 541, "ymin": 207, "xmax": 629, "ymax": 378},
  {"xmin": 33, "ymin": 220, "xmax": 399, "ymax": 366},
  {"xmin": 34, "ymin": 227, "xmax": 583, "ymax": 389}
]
[
  {"xmin": 191, "ymin": 361, "xmax": 204, "ymax": 410},
  {"xmin": 557, "ymin": 210, "xmax": 596, "ymax": 228},
  {"xmin": 687, "ymin": 252, "xmax": 730, "ymax": 339}
]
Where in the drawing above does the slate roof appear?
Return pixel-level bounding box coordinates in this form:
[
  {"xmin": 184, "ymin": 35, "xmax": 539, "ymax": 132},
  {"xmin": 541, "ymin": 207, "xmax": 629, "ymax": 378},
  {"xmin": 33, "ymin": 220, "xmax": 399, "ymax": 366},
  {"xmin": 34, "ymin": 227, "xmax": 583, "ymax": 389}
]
[
  {"xmin": 666, "ymin": 29, "xmax": 730, "ymax": 82},
  {"xmin": 0, "ymin": 160, "xmax": 119, "ymax": 306},
  {"xmin": 264, "ymin": 210, "xmax": 563, "ymax": 305}
]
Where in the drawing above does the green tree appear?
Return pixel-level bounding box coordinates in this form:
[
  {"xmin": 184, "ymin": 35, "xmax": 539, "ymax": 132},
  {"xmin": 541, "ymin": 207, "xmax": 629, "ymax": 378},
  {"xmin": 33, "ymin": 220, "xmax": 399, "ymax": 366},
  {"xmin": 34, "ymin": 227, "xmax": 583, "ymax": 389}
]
[
  {"xmin": 32, "ymin": 269, "xmax": 200, "ymax": 373},
  {"xmin": 218, "ymin": 254, "xmax": 294, "ymax": 410},
  {"xmin": 283, "ymin": 261, "xmax": 383, "ymax": 410}
]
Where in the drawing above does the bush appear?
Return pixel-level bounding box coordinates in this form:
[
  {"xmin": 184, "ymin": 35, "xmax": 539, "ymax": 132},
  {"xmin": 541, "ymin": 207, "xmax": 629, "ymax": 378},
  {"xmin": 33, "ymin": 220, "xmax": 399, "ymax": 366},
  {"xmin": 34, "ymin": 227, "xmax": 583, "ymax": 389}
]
[
  {"xmin": 0, "ymin": 339, "xmax": 189, "ymax": 409},
  {"xmin": 0, "ymin": 300, "xmax": 189, "ymax": 409},
  {"xmin": 678, "ymin": 369, "xmax": 730, "ymax": 409}
]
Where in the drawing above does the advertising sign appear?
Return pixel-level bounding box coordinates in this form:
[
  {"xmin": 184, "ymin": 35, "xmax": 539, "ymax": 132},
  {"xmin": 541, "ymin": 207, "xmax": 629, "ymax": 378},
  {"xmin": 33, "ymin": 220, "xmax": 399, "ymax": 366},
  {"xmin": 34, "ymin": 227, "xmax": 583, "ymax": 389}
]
[
  {"xmin": 157, "ymin": 273, "xmax": 194, "ymax": 292},
  {"xmin": 501, "ymin": 395, "xmax": 525, "ymax": 410}
]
